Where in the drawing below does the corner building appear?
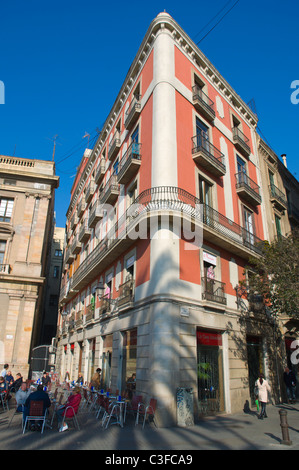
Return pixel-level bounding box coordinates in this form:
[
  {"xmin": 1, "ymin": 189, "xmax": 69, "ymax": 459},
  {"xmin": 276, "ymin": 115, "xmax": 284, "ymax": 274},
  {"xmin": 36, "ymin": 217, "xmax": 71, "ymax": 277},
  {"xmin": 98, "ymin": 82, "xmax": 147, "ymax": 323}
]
[{"xmin": 56, "ymin": 13, "xmax": 273, "ymax": 426}]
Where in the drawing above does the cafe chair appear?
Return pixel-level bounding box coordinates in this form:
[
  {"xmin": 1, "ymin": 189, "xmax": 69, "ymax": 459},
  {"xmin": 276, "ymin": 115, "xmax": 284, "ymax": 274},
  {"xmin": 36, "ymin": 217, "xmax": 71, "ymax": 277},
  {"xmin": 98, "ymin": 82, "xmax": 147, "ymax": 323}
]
[
  {"xmin": 126, "ymin": 394, "xmax": 143, "ymax": 420},
  {"xmin": 8, "ymin": 403, "xmax": 24, "ymax": 428},
  {"xmin": 135, "ymin": 398, "xmax": 157, "ymax": 429},
  {"xmin": 0, "ymin": 391, "xmax": 9, "ymax": 412},
  {"xmin": 61, "ymin": 405, "xmax": 80, "ymax": 431},
  {"xmin": 22, "ymin": 400, "xmax": 48, "ymax": 434},
  {"xmin": 50, "ymin": 393, "xmax": 63, "ymax": 427}
]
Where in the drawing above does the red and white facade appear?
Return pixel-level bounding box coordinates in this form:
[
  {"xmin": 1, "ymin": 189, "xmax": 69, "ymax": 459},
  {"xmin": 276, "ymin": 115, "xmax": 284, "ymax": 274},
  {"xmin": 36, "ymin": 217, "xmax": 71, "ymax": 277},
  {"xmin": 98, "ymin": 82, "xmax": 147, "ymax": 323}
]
[{"xmin": 56, "ymin": 13, "xmax": 272, "ymax": 425}]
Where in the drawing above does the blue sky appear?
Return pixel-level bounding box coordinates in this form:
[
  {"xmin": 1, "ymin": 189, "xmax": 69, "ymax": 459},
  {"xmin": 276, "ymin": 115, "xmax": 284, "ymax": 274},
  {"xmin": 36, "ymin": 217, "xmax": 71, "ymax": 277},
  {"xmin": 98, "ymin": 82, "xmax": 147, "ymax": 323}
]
[{"xmin": 0, "ymin": 0, "xmax": 298, "ymax": 228}]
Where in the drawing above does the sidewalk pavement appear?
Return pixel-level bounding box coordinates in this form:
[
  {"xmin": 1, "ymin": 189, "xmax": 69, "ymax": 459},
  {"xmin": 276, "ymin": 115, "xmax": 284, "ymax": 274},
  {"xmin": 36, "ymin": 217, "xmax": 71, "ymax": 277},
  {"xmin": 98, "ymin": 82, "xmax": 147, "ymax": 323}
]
[{"xmin": 0, "ymin": 401, "xmax": 298, "ymax": 451}]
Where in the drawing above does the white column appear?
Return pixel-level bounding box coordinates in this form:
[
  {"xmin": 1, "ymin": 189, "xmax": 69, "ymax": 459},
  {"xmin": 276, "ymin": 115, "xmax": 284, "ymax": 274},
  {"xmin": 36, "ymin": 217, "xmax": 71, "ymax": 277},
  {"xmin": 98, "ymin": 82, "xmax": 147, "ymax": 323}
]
[{"xmin": 152, "ymin": 27, "xmax": 177, "ymax": 188}]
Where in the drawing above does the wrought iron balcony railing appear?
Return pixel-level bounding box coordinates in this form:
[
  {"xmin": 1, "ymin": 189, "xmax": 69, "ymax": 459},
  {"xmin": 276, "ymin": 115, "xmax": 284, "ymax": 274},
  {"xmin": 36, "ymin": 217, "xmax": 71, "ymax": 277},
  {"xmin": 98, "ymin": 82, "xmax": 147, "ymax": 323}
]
[
  {"xmin": 191, "ymin": 132, "xmax": 226, "ymax": 177},
  {"xmin": 201, "ymin": 277, "xmax": 227, "ymax": 305},
  {"xmin": 124, "ymin": 94, "xmax": 141, "ymax": 129},
  {"xmin": 269, "ymin": 184, "xmax": 288, "ymax": 210},
  {"xmin": 192, "ymin": 85, "xmax": 215, "ymax": 122},
  {"xmin": 118, "ymin": 142, "xmax": 142, "ymax": 184},
  {"xmin": 232, "ymin": 127, "xmax": 251, "ymax": 157},
  {"xmin": 108, "ymin": 131, "xmax": 121, "ymax": 161},
  {"xmin": 235, "ymin": 171, "xmax": 261, "ymax": 206},
  {"xmin": 69, "ymin": 187, "xmax": 263, "ymax": 295},
  {"xmin": 118, "ymin": 279, "xmax": 134, "ymax": 308}
]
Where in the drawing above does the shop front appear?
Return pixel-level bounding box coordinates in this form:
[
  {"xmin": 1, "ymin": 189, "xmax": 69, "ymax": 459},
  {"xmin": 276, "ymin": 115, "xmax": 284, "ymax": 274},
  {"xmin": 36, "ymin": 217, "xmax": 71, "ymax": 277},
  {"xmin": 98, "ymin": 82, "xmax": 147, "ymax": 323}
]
[{"xmin": 197, "ymin": 329, "xmax": 225, "ymax": 415}]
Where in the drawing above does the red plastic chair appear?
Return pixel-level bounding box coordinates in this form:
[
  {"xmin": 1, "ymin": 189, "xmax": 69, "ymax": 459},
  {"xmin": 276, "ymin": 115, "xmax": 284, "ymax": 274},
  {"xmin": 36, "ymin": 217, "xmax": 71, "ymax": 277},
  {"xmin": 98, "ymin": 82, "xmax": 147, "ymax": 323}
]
[{"xmin": 135, "ymin": 398, "xmax": 157, "ymax": 429}]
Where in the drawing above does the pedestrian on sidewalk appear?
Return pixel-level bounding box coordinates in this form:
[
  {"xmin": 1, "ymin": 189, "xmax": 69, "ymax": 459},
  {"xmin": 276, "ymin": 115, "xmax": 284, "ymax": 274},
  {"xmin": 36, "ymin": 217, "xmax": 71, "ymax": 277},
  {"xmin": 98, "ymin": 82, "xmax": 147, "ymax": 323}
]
[
  {"xmin": 255, "ymin": 373, "xmax": 271, "ymax": 420},
  {"xmin": 283, "ymin": 367, "xmax": 297, "ymax": 404}
]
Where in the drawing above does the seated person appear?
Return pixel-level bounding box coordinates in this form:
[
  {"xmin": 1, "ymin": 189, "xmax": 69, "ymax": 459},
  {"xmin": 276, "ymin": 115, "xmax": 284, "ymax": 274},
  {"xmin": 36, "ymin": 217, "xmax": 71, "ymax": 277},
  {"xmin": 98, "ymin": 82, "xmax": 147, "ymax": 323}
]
[
  {"xmin": 56, "ymin": 386, "xmax": 82, "ymax": 432},
  {"xmin": 126, "ymin": 373, "xmax": 136, "ymax": 399},
  {"xmin": 23, "ymin": 384, "xmax": 51, "ymax": 424},
  {"xmin": 5, "ymin": 371, "xmax": 14, "ymax": 388},
  {"xmin": 76, "ymin": 373, "xmax": 84, "ymax": 385},
  {"xmin": 15, "ymin": 382, "xmax": 32, "ymax": 412},
  {"xmin": 41, "ymin": 372, "xmax": 51, "ymax": 389},
  {"xmin": 9, "ymin": 373, "xmax": 23, "ymax": 393},
  {"xmin": 0, "ymin": 376, "xmax": 7, "ymax": 393}
]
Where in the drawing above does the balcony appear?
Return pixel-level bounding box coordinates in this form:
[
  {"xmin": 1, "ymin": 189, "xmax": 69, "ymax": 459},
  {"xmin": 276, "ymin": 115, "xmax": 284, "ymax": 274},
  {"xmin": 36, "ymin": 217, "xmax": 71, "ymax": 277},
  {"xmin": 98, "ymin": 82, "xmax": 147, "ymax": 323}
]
[
  {"xmin": 192, "ymin": 85, "xmax": 215, "ymax": 122},
  {"xmin": 100, "ymin": 175, "xmax": 120, "ymax": 205},
  {"xmin": 88, "ymin": 200, "xmax": 104, "ymax": 228},
  {"xmin": 85, "ymin": 180, "xmax": 96, "ymax": 203},
  {"xmin": 78, "ymin": 220, "xmax": 92, "ymax": 243},
  {"xmin": 191, "ymin": 133, "xmax": 226, "ymax": 177},
  {"xmin": 69, "ymin": 187, "xmax": 263, "ymax": 298},
  {"xmin": 99, "ymin": 294, "xmax": 111, "ymax": 316},
  {"xmin": 65, "ymin": 247, "xmax": 75, "ymax": 264},
  {"xmin": 75, "ymin": 310, "xmax": 84, "ymax": 329},
  {"xmin": 59, "ymin": 277, "xmax": 78, "ymax": 304},
  {"xmin": 70, "ymin": 213, "xmax": 78, "ymax": 230},
  {"xmin": 85, "ymin": 303, "xmax": 95, "ymax": 323},
  {"xmin": 71, "ymin": 236, "xmax": 81, "ymax": 255},
  {"xmin": 235, "ymin": 172, "xmax": 261, "ymax": 206},
  {"xmin": 95, "ymin": 158, "xmax": 106, "ymax": 185},
  {"xmin": 77, "ymin": 197, "xmax": 86, "ymax": 218},
  {"xmin": 201, "ymin": 277, "xmax": 227, "ymax": 305},
  {"xmin": 0, "ymin": 264, "xmax": 11, "ymax": 274},
  {"xmin": 108, "ymin": 131, "xmax": 121, "ymax": 161},
  {"xmin": 118, "ymin": 279, "xmax": 134, "ymax": 311},
  {"xmin": 232, "ymin": 127, "xmax": 251, "ymax": 157},
  {"xmin": 118, "ymin": 142, "xmax": 141, "ymax": 184},
  {"xmin": 269, "ymin": 184, "xmax": 288, "ymax": 211},
  {"xmin": 124, "ymin": 95, "xmax": 141, "ymax": 130}
]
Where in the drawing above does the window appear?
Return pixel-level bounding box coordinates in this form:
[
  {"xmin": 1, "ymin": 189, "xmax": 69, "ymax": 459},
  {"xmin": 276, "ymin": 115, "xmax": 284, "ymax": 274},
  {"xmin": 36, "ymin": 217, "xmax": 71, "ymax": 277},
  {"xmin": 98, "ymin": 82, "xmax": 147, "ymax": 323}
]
[
  {"xmin": 236, "ymin": 155, "xmax": 247, "ymax": 185},
  {"xmin": 53, "ymin": 266, "xmax": 60, "ymax": 278},
  {"xmin": 268, "ymin": 170, "xmax": 275, "ymax": 187},
  {"xmin": 198, "ymin": 175, "xmax": 212, "ymax": 206},
  {"xmin": 128, "ymin": 181, "xmax": 138, "ymax": 206},
  {"xmin": 113, "ymin": 158, "xmax": 119, "ymax": 176},
  {"xmin": 0, "ymin": 241, "xmax": 6, "ymax": 264},
  {"xmin": 275, "ymin": 215, "xmax": 282, "ymax": 238},
  {"xmin": 0, "ymin": 198, "xmax": 14, "ymax": 222},
  {"xmin": 55, "ymin": 249, "xmax": 63, "ymax": 257},
  {"xmin": 196, "ymin": 117, "xmax": 209, "ymax": 149},
  {"xmin": 49, "ymin": 295, "xmax": 58, "ymax": 307},
  {"xmin": 243, "ymin": 206, "xmax": 255, "ymax": 245}
]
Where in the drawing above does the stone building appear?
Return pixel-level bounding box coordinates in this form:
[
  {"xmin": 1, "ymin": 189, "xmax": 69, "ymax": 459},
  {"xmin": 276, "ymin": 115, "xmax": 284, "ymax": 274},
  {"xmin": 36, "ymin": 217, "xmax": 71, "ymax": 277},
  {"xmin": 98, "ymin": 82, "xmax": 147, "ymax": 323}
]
[
  {"xmin": 0, "ymin": 155, "xmax": 59, "ymax": 379},
  {"xmin": 55, "ymin": 12, "xmax": 297, "ymax": 425}
]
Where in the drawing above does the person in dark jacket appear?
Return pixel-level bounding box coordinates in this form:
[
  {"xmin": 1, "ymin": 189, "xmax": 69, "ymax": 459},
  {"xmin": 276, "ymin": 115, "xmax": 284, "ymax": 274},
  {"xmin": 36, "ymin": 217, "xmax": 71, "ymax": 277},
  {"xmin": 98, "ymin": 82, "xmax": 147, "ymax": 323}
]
[
  {"xmin": 5, "ymin": 371, "xmax": 14, "ymax": 388},
  {"xmin": 23, "ymin": 385, "xmax": 51, "ymax": 428},
  {"xmin": 8, "ymin": 373, "xmax": 23, "ymax": 393},
  {"xmin": 41, "ymin": 372, "xmax": 51, "ymax": 389},
  {"xmin": 283, "ymin": 367, "xmax": 297, "ymax": 403}
]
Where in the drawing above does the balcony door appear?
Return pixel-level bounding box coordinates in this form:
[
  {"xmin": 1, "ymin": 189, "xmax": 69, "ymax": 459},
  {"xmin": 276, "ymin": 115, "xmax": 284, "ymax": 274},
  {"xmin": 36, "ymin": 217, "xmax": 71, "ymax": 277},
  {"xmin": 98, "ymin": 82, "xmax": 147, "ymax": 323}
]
[
  {"xmin": 243, "ymin": 206, "xmax": 255, "ymax": 245},
  {"xmin": 237, "ymin": 155, "xmax": 247, "ymax": 184},
  {"xmin": 196, "ymin": 117, "xmax": 209, "ymax": 150},
  {"xmin": 199, "ymin": 175, "xmax": 213, "ymax": 225}
]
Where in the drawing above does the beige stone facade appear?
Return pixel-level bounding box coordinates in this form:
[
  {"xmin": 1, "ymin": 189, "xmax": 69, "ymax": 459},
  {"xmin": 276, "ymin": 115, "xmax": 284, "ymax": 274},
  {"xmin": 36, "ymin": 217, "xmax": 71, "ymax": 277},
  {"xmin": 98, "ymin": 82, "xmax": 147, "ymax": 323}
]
[{"xmin": 0, "ymin": 155, "xmax": 59, "ymax": 379}]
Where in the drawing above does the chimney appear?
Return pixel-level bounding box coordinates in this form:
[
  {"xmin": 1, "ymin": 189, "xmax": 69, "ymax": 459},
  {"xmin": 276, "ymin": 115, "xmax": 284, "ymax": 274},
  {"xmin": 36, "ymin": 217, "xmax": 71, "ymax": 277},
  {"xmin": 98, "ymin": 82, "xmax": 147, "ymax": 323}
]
[{"xmin": 281, "ymin": 154, "xmax": 287, "ymax": 168}]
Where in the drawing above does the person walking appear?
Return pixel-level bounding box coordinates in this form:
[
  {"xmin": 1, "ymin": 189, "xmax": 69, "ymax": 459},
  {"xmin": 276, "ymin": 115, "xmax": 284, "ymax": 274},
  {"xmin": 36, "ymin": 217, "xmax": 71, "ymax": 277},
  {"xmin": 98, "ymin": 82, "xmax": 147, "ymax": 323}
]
[
  {"xmin": 255, "ymin": 373, "xmax": 271, "ymax": 420},
  {"xmin": 283, "ymin": 367, "xmax": 297, "ymax": 404}
]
